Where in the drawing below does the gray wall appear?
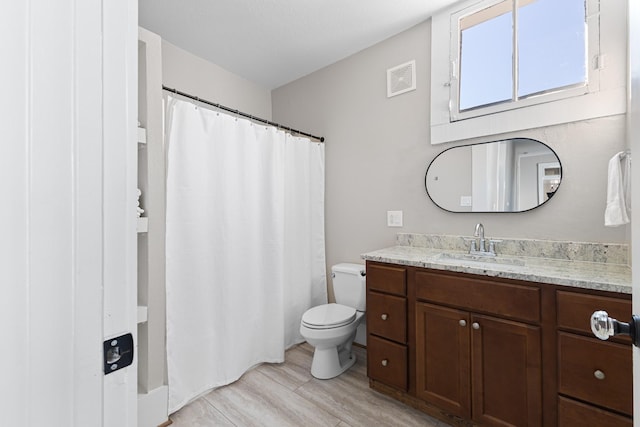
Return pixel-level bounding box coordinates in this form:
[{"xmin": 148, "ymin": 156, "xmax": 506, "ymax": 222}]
[
  {"xmin": 162, "ymin": 41, "xmax": 272, "ymax": 119},
  {"xmin": 272, "ymin": 20, "xmax": 629, "ymax": 277}
]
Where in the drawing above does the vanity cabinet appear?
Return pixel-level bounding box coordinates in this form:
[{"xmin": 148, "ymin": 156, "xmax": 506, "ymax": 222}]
[
  {"xmin": 556, "ymin": 290, "xmax": 633, "ymax": 426},
  {"xmin": 365, "ymin": 260, "xmax": 632, "ymax": 427},
  {"xmin": 415, "ymin": 271, "xmax": 542, "ymax": 426},
  {"xmin": 366, "ymin": 263, "xmax": 408, "ymax": 391}
]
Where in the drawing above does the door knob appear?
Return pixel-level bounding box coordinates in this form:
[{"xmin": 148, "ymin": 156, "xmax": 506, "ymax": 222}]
[
  {"xmin": 591, "ymin": 310, "xmax": 640, "ymax": 347},
  {"xmin": 381, "ymin": 313, "xmax": 388, "ymax": 321}
]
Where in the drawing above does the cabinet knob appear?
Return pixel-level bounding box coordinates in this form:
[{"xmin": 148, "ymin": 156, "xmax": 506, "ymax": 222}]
[
  {"xmin": 472, "ymin": 322, "xmax": 480, "ymax": 330},
  {"xmin": 381, "ymin": 313, "xmax": 388, "ymax": 321},
  {"xmin": 594, "ymin": 370, "xmax": 606, "ymax": 380},
  {"xmin": 459, "ymin": 319, "xmax": 467, "ymax": 327},
  {"xmin": 381, "ymin": 359, "xmax": 388, "ymax": 367}
]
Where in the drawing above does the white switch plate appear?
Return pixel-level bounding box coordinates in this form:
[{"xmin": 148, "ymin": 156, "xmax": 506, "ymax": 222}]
[
  {"xmin": 387, "ymin": 210, "xmax": 403, "ymax": 227},
  {"xmin": 460, "ymin": 196, "xmax": 472, "ymax": 207}
]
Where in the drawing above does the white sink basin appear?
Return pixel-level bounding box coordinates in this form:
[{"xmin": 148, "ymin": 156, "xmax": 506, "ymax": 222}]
[{"xmin": 435, "ymin": 252, "xmax": 525, "ymax": 267}]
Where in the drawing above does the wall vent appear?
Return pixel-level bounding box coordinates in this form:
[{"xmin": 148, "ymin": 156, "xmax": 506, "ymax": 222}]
[{"xmin": 387, "ymin": 60, "xmax": 416, "ymax": 98}]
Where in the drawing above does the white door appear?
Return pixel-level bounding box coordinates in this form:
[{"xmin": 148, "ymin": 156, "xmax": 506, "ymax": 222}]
[
  {"xmin": 630, "ymin": 1, "xmax": 640, "ymax": 424},
  {"xmin": 0, "ymin": 1, "xmax": 137, "ymax": 426}
]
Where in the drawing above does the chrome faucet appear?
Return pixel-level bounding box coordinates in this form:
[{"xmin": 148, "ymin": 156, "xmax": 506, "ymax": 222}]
[
  {"xmin": 466, "ymin": 223, "xmax": 499, "ymax": 256},
  {"xmin": 474, "ymin": 223, "xmax": 485, "ymax": 252}
]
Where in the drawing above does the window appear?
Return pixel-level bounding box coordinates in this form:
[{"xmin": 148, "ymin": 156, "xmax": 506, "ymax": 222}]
[
  {"xmin": 452, "ymin": 0, "xmax": 588, "ymax": 119},
  {"xmin": 458, "ymin": 1, "xmax": 514, "ymax": 111},
  {"xmin": 430, "ymin": 0, "xmax": 626, "ymax": 145}
]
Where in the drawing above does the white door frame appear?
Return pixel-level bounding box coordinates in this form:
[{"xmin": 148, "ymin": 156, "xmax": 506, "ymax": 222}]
[
  {"xmin": 103, "ymin": 0, "xmax": 139, "ymax": 425},
  {"xmin": 0, "ymin": 1, "xmax": 137, "ymax": 426},
  {"xmin": 536, "ymin": 162, "xmax": 561, "ymax": 205}
]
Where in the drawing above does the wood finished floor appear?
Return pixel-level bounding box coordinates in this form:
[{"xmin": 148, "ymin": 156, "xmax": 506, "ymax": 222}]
[{"xmin": 169, "ymin": 343, "xmax": 447, "ymax": 427}]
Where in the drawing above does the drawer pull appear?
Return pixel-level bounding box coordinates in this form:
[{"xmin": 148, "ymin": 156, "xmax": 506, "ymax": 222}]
[
  {"xmin": 594, "ymin": 370, "xmax": 606, "ymax": 380},
  {"xmin": 459, "ymin": 319, "xmax": 467, "ymax": 327},
  {"xmin": 472, "ymin": 322, "xmax": 480, "ymax": 330},
  {"xmin": 381, "ymin": 359, "xmax": 388, "ymax": 367},
  {"xmin": 381, "ymin": 313, "xmax": 388, "ymax": 321}
]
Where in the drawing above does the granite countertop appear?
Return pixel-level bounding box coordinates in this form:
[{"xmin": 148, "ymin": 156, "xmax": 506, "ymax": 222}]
[{"xmin": 361, "ymin": 234, "xmax": 632, "ymax": 294}]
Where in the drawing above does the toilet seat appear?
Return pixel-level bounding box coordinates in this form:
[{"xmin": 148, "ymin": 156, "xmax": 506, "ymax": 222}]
[{"xmin": 302, "ymin": 303, "xmax": 356, "ymax": 329}]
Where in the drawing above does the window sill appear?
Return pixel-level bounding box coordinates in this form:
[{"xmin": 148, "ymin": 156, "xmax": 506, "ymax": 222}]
[{"xmin": 430, "ymin": 86, "xmax": 626, "ymax": 145}]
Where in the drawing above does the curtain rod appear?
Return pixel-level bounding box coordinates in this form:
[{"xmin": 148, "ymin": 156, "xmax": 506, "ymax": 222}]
[{"xmin": 162, "ymin": 85, "xmax": 325, "ymax": 143}]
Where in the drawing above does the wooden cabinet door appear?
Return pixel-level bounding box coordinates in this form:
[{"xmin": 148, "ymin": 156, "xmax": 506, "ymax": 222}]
[
  {"xmin": 367, "ymin": 291, "xmax": 407, "ymax": 343},
  {"xmin": 471, "ymin": 314, "xmax": 542, "ymax": 427},
  {"xmin": 558, "ymin": 397, "xmax": 632, "ymax": 427},
  {"xmin": 558, "ymin": 332, "xmax": 632, "ymax": 416},
  {"xmin": 415, "ymin": 302, "xmax": 471, "ymax": 418},
  {"xmin": 367, "ymin": 335, "xmax": 408, "ymax": 391}
]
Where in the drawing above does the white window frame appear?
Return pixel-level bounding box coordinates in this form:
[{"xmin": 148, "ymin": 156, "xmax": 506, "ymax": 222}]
[
  {"xmin": 451, "ymin": 0, "xmax": 596, "ymax": 121},
  {"xmin": 430, "ymin": 0, "xmax": 627, "ymax": 145}
]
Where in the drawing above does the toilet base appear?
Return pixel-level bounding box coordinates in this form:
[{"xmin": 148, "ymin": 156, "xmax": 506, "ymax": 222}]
[{"xmin": 310, "ymin": 340, "xmax": 356, "ymax": 380}]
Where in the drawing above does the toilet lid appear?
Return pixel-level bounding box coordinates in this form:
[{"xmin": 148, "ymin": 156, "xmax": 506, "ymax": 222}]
[{"xmin": 302, "ymin": 303, "xmax": 356, "ymax": 329}]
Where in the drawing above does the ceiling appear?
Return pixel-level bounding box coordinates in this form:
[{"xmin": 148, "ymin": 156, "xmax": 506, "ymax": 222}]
[{"xmin": 138, "ymin": 0, "xmax": 460, "ymax": 89}]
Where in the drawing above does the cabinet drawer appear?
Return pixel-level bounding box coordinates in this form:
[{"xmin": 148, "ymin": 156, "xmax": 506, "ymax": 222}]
[
  {"xmin": 558, "ymin": 396, "xmax": 632, "ymax": 427},
  {"xmin": 367, "ymin": 291, "xmax": 406, "ymax": 343},
  {"xmin": 366, "ymin": 263, "xmax": 406, "ymax": 296},
  {"xmin": 557, "ymin": 290, "xmax": 632, "ymax": 342},
  {"xmin": 367, "ymin": 334, "xmax": 407, "ymax": 391},
  {"xmin": 558, "ymin": 332, "xmax": 632, "ymax": 415},
  {"xmin": 415, "ymin": 270, "xmax": 540, "ymax": 323}
]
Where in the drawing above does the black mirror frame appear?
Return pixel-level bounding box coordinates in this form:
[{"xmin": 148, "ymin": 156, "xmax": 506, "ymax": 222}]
[{"xmin": 424, "ymin": 138, "xmax": 562, "ymax": 213}]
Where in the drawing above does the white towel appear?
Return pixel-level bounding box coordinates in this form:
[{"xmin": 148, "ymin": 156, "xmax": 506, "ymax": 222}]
[{"xmin": 604, "ymin": 151, "xmax": 631, "ymax": 227}]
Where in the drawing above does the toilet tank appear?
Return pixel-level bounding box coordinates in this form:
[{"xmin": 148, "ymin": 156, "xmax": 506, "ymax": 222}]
[{"xmin": 332, "ymin": 263, "xmax": 366, "ymax": 311}]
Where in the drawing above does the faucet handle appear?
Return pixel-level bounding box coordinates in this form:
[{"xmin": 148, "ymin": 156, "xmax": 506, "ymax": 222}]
[
  {"xmin": 488, "ymin": 239, "xmax": 502, "ymax": 254},
  {"xmin": 463, "ymin": 237, "xmax": 477, "ymax": 252}
]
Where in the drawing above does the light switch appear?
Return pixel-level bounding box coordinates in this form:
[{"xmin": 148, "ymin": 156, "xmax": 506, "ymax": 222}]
[
  {"xmin": 387, "ymin": 210, "xmax": 403, "ymax": 227},
  {"xmin": 460, "ymin": 196, "xmax": 472, "ymax": 207}
]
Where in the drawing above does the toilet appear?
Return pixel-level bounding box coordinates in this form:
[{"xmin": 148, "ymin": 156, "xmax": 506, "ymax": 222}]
[{"xmin": 300, "ymin": 263, "xmax": 366, "ymax": 379}]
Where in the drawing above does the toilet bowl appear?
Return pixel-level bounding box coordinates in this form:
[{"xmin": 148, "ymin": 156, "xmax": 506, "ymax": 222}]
[
  {"xmin": 300, "ymin": 263, "xmax": 366, "ymax": 379},
  {"xmin": 300, "ymin": 303, "xmax": 365, "ymax": 379}
]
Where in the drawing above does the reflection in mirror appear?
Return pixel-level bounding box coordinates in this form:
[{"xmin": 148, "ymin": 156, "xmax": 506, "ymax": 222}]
[{"xmin": 425, "ymin": 138, "xmax": 561, "ymax": 212}]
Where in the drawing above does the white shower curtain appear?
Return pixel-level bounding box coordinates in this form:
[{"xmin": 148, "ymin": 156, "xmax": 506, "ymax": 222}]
[{"xmin": 165, "ymin": 96, "xmax": 327, "ymax": 412}]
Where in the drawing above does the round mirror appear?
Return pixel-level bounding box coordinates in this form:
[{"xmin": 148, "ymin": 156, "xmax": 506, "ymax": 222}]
[{"xmin": 425, "ymin": 138, "xmax": 562, "ymax": 212}]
